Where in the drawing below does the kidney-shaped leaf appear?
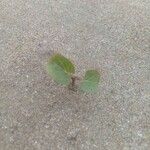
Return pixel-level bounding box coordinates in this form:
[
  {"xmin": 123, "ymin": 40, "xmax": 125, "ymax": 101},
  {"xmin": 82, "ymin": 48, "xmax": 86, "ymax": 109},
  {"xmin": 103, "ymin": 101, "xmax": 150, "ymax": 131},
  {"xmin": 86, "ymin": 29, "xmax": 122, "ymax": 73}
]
[
  {"xmin": 50, "ymin": 54, "xmax": 75, "ymax": 74},
  {"xmin": 80, "ymin": 70, "xmax": 100, "ymax": 92},
  {"xmin": 47, "ymin": 62, "xmax": 71, "ymax": 85}
]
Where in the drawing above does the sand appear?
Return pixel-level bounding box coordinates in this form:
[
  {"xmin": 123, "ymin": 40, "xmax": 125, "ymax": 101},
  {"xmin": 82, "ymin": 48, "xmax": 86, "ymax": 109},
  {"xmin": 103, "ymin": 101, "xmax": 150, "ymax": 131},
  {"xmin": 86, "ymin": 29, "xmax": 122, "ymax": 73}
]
[{"xmin": 0, "ymin": 0, "xmax": 150, "ymax": 149}]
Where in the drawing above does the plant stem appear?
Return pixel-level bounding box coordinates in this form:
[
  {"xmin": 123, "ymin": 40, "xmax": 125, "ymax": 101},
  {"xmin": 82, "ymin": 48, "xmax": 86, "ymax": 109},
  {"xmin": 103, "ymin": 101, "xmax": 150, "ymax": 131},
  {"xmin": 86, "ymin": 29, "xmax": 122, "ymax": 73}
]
[
  {"xmin": 71, "ymin": 76, "xmax": 76, "ymax": 87},
  {"xmin": 69, "ymin": 75, "xmax": 81, "ymax": 90}
]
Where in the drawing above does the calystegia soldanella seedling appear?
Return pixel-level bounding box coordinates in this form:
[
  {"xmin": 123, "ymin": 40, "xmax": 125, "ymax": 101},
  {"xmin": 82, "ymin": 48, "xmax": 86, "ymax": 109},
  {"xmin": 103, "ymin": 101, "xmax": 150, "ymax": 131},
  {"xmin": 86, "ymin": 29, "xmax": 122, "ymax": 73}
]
[{"xmin": 47, "ymin": 53, "xmax": 100, "ymax": 93}]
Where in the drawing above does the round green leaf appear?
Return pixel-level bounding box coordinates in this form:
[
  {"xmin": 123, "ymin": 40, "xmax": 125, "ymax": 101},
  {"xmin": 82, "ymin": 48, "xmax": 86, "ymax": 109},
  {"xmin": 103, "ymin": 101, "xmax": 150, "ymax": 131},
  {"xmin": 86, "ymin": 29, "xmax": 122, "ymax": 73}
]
[
  {"xmin": 50, "ymin": 54, "xmax": 75, "ymax": 74},
  {"xmin": 80, "ymin": 70, "xmax": 100, "ymax": 92},
  {"xmin": 47, "ymin": 62, "xmax": 71, "ymax": 85}
]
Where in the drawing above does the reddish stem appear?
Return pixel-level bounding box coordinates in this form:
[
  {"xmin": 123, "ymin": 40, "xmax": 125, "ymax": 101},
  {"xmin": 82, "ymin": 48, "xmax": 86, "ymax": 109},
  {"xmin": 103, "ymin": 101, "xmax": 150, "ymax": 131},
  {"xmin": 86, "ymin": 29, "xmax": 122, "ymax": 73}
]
[
  {"xmin": 69, "ymin": 75, "xmax": 81, "ymax": 90},
  {"xmin": 71, "ymin": 76, "xmax": 76, "ymax": 87}
]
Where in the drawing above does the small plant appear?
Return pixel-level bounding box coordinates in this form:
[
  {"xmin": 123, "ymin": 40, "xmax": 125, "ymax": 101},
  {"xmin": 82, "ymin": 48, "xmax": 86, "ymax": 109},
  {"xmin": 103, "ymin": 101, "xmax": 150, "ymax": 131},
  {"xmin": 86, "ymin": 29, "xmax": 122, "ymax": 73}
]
[{"xmin": 47, "ymin": 53, "xmax": 100, "ymax": 93}]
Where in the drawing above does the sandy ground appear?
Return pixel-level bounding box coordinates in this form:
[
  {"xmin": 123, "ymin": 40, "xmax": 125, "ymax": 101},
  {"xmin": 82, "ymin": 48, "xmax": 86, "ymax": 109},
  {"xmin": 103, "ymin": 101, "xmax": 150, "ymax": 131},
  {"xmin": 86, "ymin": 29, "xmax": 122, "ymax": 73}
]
[{"xmin": 0, "ymin": 0, "xmax": 150, "ymax": 149}]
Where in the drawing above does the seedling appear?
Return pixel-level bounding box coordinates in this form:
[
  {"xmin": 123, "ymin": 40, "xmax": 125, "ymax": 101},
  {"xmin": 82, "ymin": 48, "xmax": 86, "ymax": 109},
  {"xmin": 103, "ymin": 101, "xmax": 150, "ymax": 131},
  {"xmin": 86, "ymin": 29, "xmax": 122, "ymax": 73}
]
[{"xmin": 47, "ymin": 53, "xmax": 100, "ymax": 93}]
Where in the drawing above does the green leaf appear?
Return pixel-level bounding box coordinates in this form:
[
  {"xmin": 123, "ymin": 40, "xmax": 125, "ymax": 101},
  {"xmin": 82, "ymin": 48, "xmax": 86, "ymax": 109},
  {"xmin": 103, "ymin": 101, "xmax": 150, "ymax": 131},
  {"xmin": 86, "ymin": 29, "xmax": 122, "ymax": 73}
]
[
  {"xmin": 50, "ymin": 54, "xmax": 75, "ymax": 74},
  {"xmin": 47, "ymin": 62, "xmax": 71, "ymax": 85},
  {"xmin": 80, "ymin": 70, "xmax": 100, "ymax": 92}
]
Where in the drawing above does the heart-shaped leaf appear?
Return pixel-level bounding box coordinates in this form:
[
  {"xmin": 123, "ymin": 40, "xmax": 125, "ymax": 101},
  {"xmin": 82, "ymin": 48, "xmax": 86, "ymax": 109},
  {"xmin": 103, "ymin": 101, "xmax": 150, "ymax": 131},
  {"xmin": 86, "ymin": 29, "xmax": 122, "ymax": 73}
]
[
  {"xmin": 47, "ymin": 62, "xmax": 71, "ymax": 85},
  {"xmin": 50, "ymin": 54, "xmax": 75, "ymax": 74},
  {"xmin": 80, "ymin": 70, "xmax": 100, "ymax": 92}
]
